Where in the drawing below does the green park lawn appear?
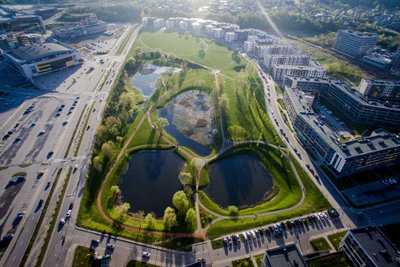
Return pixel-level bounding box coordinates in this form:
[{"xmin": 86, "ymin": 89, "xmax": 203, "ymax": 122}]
[{"xmin": 137, "ymin": 31, "xmax": 243, "ymax": 70}]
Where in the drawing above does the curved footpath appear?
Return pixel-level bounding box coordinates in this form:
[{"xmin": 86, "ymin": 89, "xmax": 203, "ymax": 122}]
[{"xmin": 95, "ymin": 50, "xmax": 310, "ymax": 241}]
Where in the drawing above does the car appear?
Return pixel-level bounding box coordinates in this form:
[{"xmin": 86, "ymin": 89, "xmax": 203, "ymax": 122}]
[
  {"xmin": 58, "ymin": 108, "xmax": 63, "ymax": 112},
  {"xmin": 45, "ymin": 181, "xmax": 51, "ymax": 190},
  {"xmin": 37, "ymin": 131, "xmax": 45, "ymax": 136},
  {"xmin": 62, "ymin": 121, "xmax": 68, "ymax": 126},
  {"xmin": 14, "ymin": 137, "xmax": 22, "ymax": 143},
  {"xmin": 142, "ymin": 252, "xmax": 150, "ymax": 258},
  {"xmin": 2, "ymin": 134, "xmax": 9, "ymax": 141},
  {"xmin": 60, "ymin": 218, "xmax": 65, "ymax": 224},
  {"xmin": 30, "ymin": 123, "xmax": 36, "ymax": 128},
  {"xmin": 55, "ymin": 113, "xmax": 61, "ymax": 117},
  {"xmin": 69, "ymin": 202, "xmax": 74, "ymax": 210},
  {"xmin": 14, "ymin": 123, "xmax": 19, "ymax": 128},
  {"xmin": 106, "ymin": 243, "xmax": 115, "ymax": 249},
  {"xmin": 327, "ymin": 208, "xmax": 340, "ymax": 218},
  {"xmin": 37, "ymin": 199, "xmax": 44, "ymax": 209},
  {"xmin": 37, "ymin": 171, "xmax": 44, "ymax": 179},
  {"xmin": 3, "ymin": 233, "xmax": 14, "ymax": 240},
  {"xmin": 16, "ymin": 176, "xmax": 26, "ymax": 182},
  {"xmin": 66, "ymin": 210, "xmax": 72, "ymax": 218},
  {"xmin": 61, "ymin": 104, "xmax": 65, "ymax": 108},
  {"xmin": 17, "ymin": 211, "xmax": 25, "ymax": 218},
  {"xmin": 47, "ymin": 151, "xmax": 54, "ymax": 159},
  {"xmin": 67, "ymin": 111, "xmax": 72, "ymax": 115},
  {"xmin": 73, "ymin": 165, "xmax": 78, "ymax": 173},
  {"xmin": 91, "ymin": 239, "xmax": 100, "ymax": 246},
  {"xmin": 6, "ymin": 179, "xmax": 17, "ymax": 187}
]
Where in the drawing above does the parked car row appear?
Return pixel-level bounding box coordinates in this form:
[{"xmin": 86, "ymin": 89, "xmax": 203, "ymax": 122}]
[{"xmin": 223, "ymin": 210, "xmax": 337, "ymax": 246}]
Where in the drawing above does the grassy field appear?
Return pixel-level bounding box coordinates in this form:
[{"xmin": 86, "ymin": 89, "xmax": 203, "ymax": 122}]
[
  {"xmin": 307, "ymin": 253, "xmax": 352, "ymax": 267},
  {"xmin": 136, "ymin": 31, "xmax": 243, "ymax": 70},
  {"xmin": 310, "ymin": 237, "xmax": 331, "ymax": 251},
  {"xmin": 328, "ymin": 231, "xmax": 347, "ymax": 250},
  {"xmin": 232, "ymin": 257, "xmax": 254, "ymax": 267},
  {"xmin": 72, "ymin": 246, "xmax": 95, "ymax": 267}
]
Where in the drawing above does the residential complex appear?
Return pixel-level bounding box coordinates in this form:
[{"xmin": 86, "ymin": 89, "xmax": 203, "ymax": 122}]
[
  {"xmin": 272, "ymin": 64, "xmax": 325, "ymax": 81},
  {"xmin": 333, "ymin": 30, "xmax": 378, "ymax": 59},
  {"xmin": 53, "ymin": 14, "xmax": 107, "ymax": 39},
  {"xmin": 339, "ymin": 226, "xmax": 400, "ymax": 267},
  {"xmin": 284, "ymin": 77, "xmax": 400, "ymax": 176},
  {"xmin": 1, "ymin": 41, "xmax": 81, "ymax": 79},
  {"xmin": 358, "ymin": 79, "xmax": 400, "ymax": 104},
  {"xmin": 263, "ymin": 54, "xmax": 311, "ymax": 69}
]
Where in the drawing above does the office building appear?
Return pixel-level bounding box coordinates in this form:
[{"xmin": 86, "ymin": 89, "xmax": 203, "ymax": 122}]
[
  {"xmin": 264, "ymin": 54, "xmax": 311, "ymax": 69},
  {"xmin": 333, "ymin": 30, "xmax": 378, "ymax": 59},
  {"xmin": 358, "ymin": 79, "xmax": 400, "ymax": 104},
  {"xmin": 53, "ymin": 14, "xmax": 107, "ymax": 39},
  {"xmin": 284, "ymin": 86, "xmax": 400, "ymax": 176},
  {"xmin": 261, "ymin": 244, "xmax": 307, "ymax": 267},
  {"xmin": 1, "ymin": 41, "xmax": 81, "ymax": 79},
  {"xmin": 272, "ymin": 64, "xmax": 325, "ymax": 81},
  {"xmin": 339, "ymin": 226, "xmax": 400, "ymax": 267}
]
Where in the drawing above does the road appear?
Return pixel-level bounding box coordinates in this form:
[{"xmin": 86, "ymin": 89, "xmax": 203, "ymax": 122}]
[
  {"xmin": 0, "ymin": 24, "xmax": 138, "ymax": 267},
  {"xmin": 41, "ymin": 25, "xmax": 141, "ymax": 267}
]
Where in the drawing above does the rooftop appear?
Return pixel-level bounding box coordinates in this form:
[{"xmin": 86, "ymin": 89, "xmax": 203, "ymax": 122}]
[
  {"xmin": 7, "ymin": 42, "xmax": 73, "ymax": 62},
  {"xmin": 285, "ymin": 87, "xmax": 400, "ymax": 158},
  {"xmin": 348, "ymin": 226, "xmax": 400, "ymax": 267},
  {"xmin": 264, "ymin": 244, "xmax": 307, "ymax": 267},
  {"xmin": 338, "ymin": 29, "xmax": 378, "ymax": 38}
]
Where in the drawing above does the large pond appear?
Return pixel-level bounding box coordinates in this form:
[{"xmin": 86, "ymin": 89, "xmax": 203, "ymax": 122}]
[
  {"xmin": 131, "ymin": 64, "xmax": 180, "ymax": 99},
  {"xmin": 206, "ymin": 154, "xmax": 273, "ymax": 208},
  {"xmin": 119, "ymin": 149, "xmax": 184, "ymax": 217},
  {"xmin": 158, "ymin": 90, "xmax": 216, "ymax": 157}
]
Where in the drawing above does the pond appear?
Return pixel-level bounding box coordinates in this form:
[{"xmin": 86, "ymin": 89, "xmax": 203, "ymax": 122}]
[
  {"xmin": 158, "ymin": 90, "xmax": 215, "ymax": 157},
  {"xmin": 206, "ymin": 154, "xmax": 273, "ymax": 208},
  {"xmin": 119, "ymin": 149, "xmax": 184, "ymax": 217},
  {"xmin": 131, "ymin": 64, "xmax": 179, "ymax": 99}
]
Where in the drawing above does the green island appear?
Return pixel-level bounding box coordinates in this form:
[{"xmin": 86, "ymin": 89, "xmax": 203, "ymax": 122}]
[{"xmin": 77, "ymin": 29, "xmax": 331, "ymax": 247}]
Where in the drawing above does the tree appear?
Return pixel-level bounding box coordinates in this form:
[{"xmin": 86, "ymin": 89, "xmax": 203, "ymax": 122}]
[
  {"xmin": 144, "ymin": 213, "xmax": 156, "ymax": 229},
  {"xmin": 178, "ymin": 171, "xmax": 192, "ymax": 186},
  {"xmin": 219, "ymin": 93, "xmax": 230, "ymax": 110},
  {"xmin": 172, "ymin": 191, "xmax": 189, "ymax": 214},
  {"xmin": 228, "ymin": 125, "xmax": 246, "ymax": 141},
  {"xmin": 110, "ymin": 185, "xmax": 121, "ymax": 203},
  {"xmin": 125, "ymin": 57, "xmax": 136, "ymax": 73},
  {"xmin": 185, "ymin": 208, "xmax": 196, "ymax": 229},
  {"xmin": 113, "ymin": 202, "xmax": 131, "ymax": 222},
  {"xmin": 156, "ymin": 118, "xmax": 169, "ymax": 134},
  {"xmin": 92, "ymin": 155, "xmax": 104, "ymax": 172},
  {"xmin": 101, "ymin": 141, "xmax": 116, "ymax": 159},
  {"xmin": 227, "ymin": 205, "xmax": 239, "ymax": 216},
  {"xmin": 163, "ymin": 207, "xmax": 177, "ymax": 229}
]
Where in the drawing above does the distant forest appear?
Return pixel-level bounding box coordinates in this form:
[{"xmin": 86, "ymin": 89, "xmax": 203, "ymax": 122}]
[{"xmin": 319, "ymin": 0, "xmax": 400, "ymax": 10}]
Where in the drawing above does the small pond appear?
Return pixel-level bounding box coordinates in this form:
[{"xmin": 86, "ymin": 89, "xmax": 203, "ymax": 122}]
[
  {"xmin": 158, "ymin": 90, "xmax": 215, "ymax": 157},
  {"xmin": 131, "ymin": 64, "xmax": 180, "ymax": 98},
  {"xmin": 206, "ymin": 154, "xmax": 273, "ymax": 208},
  {"xmin": 119, "ymin": 149, "xmax": 184, "ymax": 217}
]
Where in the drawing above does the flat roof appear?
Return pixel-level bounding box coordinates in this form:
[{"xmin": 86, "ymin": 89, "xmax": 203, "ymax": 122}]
[
  {"xmin": 265, "ymin": 244, "xmax": 307, "ymax": 267},
  {"xmin": 349, "ymin": 226, "xmax": 400, "ymax": 267},
  {"xmin": 7, "ymin": 42, "xmax": 73, "ymax": 61},
  {"xmin": 285, "ymin": 87, "xmax": 400, "ymax": 158}
]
